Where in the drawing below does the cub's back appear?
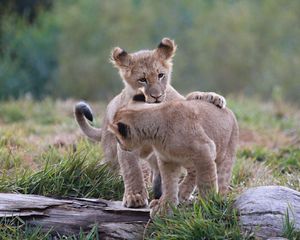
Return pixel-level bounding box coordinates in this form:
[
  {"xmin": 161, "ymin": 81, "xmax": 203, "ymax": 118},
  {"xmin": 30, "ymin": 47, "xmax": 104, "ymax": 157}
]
[
  {"xmin": 164, "ymin": 100, "xmax": 236, "ymax": 127},
  {"xmin": 163, "ymin": 100, "xmax": 238, "ymax": 147}
]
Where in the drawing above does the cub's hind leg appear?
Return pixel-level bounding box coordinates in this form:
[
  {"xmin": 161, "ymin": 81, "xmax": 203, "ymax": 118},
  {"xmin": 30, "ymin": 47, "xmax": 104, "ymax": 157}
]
[
  {"xmin": 193, "ymin": 142, "xmax": 218, "ymax": 198},
  {"xmin": 178, "ymin": 166, "xmax": 196, "ymax": 202},
  {"xmin": 216, "ymin": 152, "xmax": 235, "ymax": 195},
  {"xmin": 216, "ymin": 136, "xmax": 238, "ymax": 194},
  {"xmin": 216, "ymin": 123, "xmax": 238, "ymax": 195}
]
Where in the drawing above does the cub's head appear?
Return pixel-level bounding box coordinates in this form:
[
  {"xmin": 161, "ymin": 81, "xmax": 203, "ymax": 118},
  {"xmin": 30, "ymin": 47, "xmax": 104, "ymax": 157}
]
[{"xmin": 111, "ymin": 38, "xmax": 176, "ymax": 103}]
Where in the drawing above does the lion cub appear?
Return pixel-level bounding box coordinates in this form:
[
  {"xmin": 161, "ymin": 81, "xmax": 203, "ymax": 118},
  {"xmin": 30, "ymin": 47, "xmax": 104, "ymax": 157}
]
[
  {"xmin": 109, "ymin": 100, "xmax": 238, "ymax": 217},
  {"xmin": 75, "ymin": 38, "xmax": 227, "ymax": 208}
]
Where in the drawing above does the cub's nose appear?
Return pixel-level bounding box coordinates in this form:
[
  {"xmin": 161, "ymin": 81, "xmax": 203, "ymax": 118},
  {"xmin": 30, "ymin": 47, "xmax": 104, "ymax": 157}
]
[{"xmin": 150, "ymin": 93, "xmax": 162, "ymax": 100}]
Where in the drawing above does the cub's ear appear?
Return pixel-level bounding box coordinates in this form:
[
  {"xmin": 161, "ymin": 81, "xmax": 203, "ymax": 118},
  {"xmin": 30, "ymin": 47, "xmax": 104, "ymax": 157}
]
[
  {"xmin": 111, "ymin": 47, "xmax": 131, "ymax": 68},
  {"xmin": 108, "ymin": 122, "xmax": 131, "ymax": 139},
  {"xmin": 117, "ymin": 122, "xmax": 131, "ymax": 139},
  {"xmin": 156, "ymin": 38, "xmax": 177, "ymax": 60}
]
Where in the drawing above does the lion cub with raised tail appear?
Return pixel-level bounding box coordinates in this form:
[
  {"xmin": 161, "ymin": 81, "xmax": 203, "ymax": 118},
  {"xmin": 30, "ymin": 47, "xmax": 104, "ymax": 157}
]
[{"xmin": 109, "ymin": 100, "xmax": 238, "ymax": 217}]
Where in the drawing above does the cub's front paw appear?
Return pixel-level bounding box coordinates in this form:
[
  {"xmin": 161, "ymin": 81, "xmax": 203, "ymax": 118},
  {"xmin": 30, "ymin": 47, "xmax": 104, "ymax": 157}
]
[
  {"xmin": 149, "ymin": 199, "xmax": 175, "ymax": 218},
  {"xmin": 178, "ymin": 191, "xmax": 191, "ymax": 203},
  {"xmin": 178, "ymin": 194, "xmax": 196, "ymax": 206},
  {"xmin": 122, "ymin": 190, "xmax": 148, "ymax": 208},
  {"xmin": 149, "ymin": 199, "xmax": 162, "ymax": 218},
  {"xmin": 186, "ymin": 91, "xmax": 226, "ymax": 109}
]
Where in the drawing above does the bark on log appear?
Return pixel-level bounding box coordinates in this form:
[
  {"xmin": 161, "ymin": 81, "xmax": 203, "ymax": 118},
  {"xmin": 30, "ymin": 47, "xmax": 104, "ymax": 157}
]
[
  {"xmin": 235, "ymin": 186, "xmax": 300, "ymax": 239},
  {"xmin": 0, "ymin": 193, "xmax": 150, "ymax": 239}
]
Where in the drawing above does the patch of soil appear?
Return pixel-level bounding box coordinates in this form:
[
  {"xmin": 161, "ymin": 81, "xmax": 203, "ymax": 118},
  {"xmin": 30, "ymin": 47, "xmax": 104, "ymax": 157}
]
[
  {"xmin": 27, "ymin": 130, "xmax": 82, "ymax": 150},
  {"xmin": 239, "ymin": 127, "xmax": 296, "ymax": 149},
  {"xmin": 22, "ymin": 153, "xmax": 38, "ymax": 170}
]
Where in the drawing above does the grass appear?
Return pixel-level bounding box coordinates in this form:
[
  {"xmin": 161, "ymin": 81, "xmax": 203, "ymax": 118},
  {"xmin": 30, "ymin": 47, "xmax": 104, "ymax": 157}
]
[
  {"xmin": 283, "ymin": 209, "xmax": 300, "ymax": 240},
  {"xmin": 0, "ymin": 143, "xmax": 124, "ymax": 199},
  {"xmin": 0, "ymin": 218, "xmax": 100, "ymax": 240},
  {"xmin": 0, "ymin": 96, "xmax": 299, "ymax": 239},
  {"xmin": 227, "ymin": 96, "xmax": 299, "ymax": 131},
  {"xmin": 236, "ymin": 146, "xmax": 300, "ymax": 191},
  {"xmin": 146, "ymin": 194, "xmax": 254, "ymax": 240},
  {"xmin": 0, "ymin": 98, "xmax": 60, "ymax": 125}
]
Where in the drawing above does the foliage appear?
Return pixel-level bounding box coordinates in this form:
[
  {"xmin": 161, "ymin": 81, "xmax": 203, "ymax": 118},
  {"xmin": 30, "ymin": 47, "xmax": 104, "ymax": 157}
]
[
  {"xmin": 1, "ymin": 1, "xmax": 300, "ymax": 102},
  {"xmin": 0, "ymin": 12, "xmax": 58, "ymax": 100}
]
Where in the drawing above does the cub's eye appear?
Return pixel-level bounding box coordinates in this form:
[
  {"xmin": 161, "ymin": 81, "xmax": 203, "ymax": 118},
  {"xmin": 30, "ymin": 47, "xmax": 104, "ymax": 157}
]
[
  {"xmin": 158, "ymin": 73, "xmax": 164, "ymax": 79},
  {"xmin": 138, "ymin": 78, "xmax": 147, "ymax": 84}
]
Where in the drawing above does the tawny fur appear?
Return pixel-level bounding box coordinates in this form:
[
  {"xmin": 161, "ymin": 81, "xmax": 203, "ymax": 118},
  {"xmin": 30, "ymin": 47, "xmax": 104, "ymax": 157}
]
[
  {"xmin": 111, "ymin": 100, "xmax": 239, "ymax": 217},
  {"xmin": 74, "ymin": 38, "xmax": 227, "ymax": 208}
]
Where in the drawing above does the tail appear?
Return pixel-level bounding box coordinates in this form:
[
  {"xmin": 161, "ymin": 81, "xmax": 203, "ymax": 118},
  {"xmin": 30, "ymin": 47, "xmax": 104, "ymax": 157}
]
[
  {"xmin": 74, "ymin": 101, "xmax": 102, "ymax": 141},
  {"xmin": 153, "ymin": 173, "xmax": 162, "ymax": 199}
]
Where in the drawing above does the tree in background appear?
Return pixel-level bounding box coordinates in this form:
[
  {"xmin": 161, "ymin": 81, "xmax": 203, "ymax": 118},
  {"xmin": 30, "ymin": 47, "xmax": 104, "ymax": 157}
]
[
  {"xmin": 0, "ymin": 0, "xmax": 56, "ymax": 100},
  {"xmin": 0, "ymin": 0, "xmax": 52, "ymax": 22},
  {"xmin": 0, "ymin": 12, "xmax": 58, "ymax": 100}
]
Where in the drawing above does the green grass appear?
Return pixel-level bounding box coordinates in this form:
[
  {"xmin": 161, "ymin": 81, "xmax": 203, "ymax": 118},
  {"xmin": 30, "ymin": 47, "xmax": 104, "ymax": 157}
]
[
  {"xmin": 147, "ymin": 194, "xmax": 254, "ymax": 240},
  {"xmin": 0, "ymin": 97, "xmax": 299, "ymax": 239},
  {"xmin": 238, "ymin": 147, "xmax": 300, "ymax": 173},
  {"xmin": 0, "ymin": 140, "xmax": 124, "ymax": 200},
  {"xmin": 227, "ymin": 96, "xmax": 299, "ymax": 131},
  {"xmin": 0, "ymin": 147, "xmax": 22, "ymax": 171},
  {"xmin": 0, "ymin": 104, "xmax": 26, "ymax": 123},
  {"xmin": 283, "ymin": 209, "xmax": 300, "ymax": 240},
  {"xmin": 0, "ymin": 99, "xmax": 112, "ymax": 238},
  {"xmin": 0, "ymin": 218, "xmax": 100, "ymax": 240},
  {"xmin": 0, "ymin": 98, "xmax": 70, "ymax": 125},
  {"xmin": 236, "ymin": 146, "xmax": 300, "ymax": 191}
]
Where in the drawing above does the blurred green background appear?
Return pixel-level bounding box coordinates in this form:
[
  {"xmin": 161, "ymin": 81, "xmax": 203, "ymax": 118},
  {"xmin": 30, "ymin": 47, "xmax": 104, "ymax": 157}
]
[{"xmin": 0, "ymin": 0, "xmax": 299, "ymax": 103}]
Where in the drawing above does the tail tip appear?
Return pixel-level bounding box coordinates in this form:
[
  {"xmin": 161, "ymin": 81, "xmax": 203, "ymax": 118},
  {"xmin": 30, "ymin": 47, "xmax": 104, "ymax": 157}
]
[{"xmin": 75, "ymin": 101, "xmax": 94, "ymax": 122}]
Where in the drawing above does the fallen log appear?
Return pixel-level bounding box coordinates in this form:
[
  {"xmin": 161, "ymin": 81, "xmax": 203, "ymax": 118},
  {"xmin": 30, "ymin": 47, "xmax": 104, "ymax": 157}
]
[
  {"xmin": 1, "ymin": 186, "xmax": 299, "ymax": 239},
  {"xmin": 0, "ymin": 193, "xmax": 150, "ymax": 239}
]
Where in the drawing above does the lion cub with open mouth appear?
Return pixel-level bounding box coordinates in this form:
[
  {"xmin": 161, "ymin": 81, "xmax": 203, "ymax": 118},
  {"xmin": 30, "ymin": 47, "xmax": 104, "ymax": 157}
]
[{"xmin": 109, "ymin": 99, "xmax": 238, "ymax": 218}]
